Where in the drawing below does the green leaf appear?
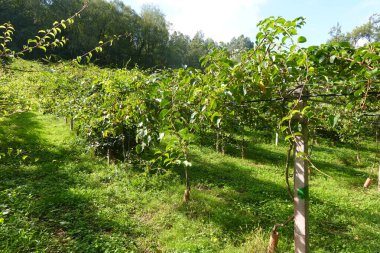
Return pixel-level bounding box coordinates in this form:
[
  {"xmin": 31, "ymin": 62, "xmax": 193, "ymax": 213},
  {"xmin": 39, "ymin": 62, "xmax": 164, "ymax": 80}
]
[
  {"xmin": 211, "ymin": 112, "xmax": 221, "ymax": 122},
  {"xmin": 160, "ymin": 99, "xmax": 170, "ymax": 107},
  {"xmin": 285, "ymin": 135, "xmax": 293, "ymax": 141},
  {"xmin": 38, "ymin": 46, "xmax": 47, "ymax": 52},
  {"xmin": 136, "ymin": 144, "xmax": 143, "ymax": 154},
  {"xmin": 346, "ymin": 103, "xmax": 353, "ymax": 110},
  {"xmin": 281, "ymin": 36, "xmax": 289, "ymax": 44},
  {"xmin": 354, "ymin": 89, "xmax": 362, "ymax": 97},
  {"xmin": 256, "ymin": 32, "xmax": 264, "ymax": 40},
  {"xmin": 297, "ymin": 36, "xmax": 307, "ymax": 43},
  {"xmin": 159, "ymin": 109, "xmax": 169, "ymax": 120},
  {"xmin": 289, "ymin": 28, "xmax": 297, "ymax": 35},
  {"xmin": 296, "ymin": 151, "xmax": 306, "ymax": 158},
  {"xmin": 27, "ymin": 39, "xmax": 37, "ymax": 44},
  {"xmin": 328, "ymin": 115, "xmax": 337, "ymax": 127}
]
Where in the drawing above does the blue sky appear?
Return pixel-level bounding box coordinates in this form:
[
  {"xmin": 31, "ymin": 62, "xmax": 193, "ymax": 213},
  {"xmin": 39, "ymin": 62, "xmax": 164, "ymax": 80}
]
[{"xmin": 122, "ymin": 0, "xmax": 380, "ymax": 45}]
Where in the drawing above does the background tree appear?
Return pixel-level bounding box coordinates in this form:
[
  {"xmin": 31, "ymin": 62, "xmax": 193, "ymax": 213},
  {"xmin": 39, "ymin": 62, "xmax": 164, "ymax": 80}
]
[
  {"xmin": 329, "ymin": 13, "xmax": 380, "ymax": 46},
  {"xmin": 167, "ymin": 31, "xmax": 190, "ymax": 68},
  {"xmin": 0, "ymin": 0, "xmax": 228, "ymax": 69},
  {"xmin": 137, "ymin": 4, "xmax": 169, "ymax": 68},
  {"xmin": 328, "ymin": 23, "xmax": 349, "ymax": 43},
  {"xmin": 225, "ymin": 35, "xmax": 253, "ymax": 61},
  {"xmin": 187, "ymin": 31, "xmax": 213, "ymax": 68}
]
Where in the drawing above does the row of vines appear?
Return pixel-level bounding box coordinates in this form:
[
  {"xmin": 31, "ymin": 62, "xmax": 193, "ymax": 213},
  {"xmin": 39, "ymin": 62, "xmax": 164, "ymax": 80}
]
[
  {"xmin": 1, "ymin": 10, "xmax": 379, "ymax": 251},
  {"xmin": 2, "ymin": 17, "xmax": 379, "ymax": 200}
]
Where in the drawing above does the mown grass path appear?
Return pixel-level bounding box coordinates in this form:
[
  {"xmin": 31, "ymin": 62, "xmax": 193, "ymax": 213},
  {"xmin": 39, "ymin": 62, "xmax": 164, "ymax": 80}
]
[{"xmin": 1, "ymin": 112, "xmax": 379, "ymax": 252}]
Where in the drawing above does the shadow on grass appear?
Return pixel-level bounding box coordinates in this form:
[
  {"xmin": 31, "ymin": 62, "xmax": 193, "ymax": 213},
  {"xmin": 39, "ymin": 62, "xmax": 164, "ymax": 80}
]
[
  {"xmin": 244, "ymin": 143, "xmax": 286, "ymax": 167},
  {"xmin": 243, "ymin": 143, "xmax": 370, "ymax": 185},
  {"xmin": 172, "ymin": 152, "xmax": 295, "ymax": 246},
  {"xmin": 196, "ymin": 130, "xmax": 286, "ymax": 167},
  {"xmin": 172, "ymin": 143, "xmax": 380, "ymax": 251},
  {"xmin": 309, "ymin": 198, "xmax": 380, "ymax": 252},
  {"xmin": 2, "ymin": 112, "xmax": 378, "ymax": 252},
  {"xmin": 0, "ymin": 112, "xmax": 137, "ymax": 252},
  {"xmin": 311, "ymin": 145, "xmax": 374, "ymax": 187}
]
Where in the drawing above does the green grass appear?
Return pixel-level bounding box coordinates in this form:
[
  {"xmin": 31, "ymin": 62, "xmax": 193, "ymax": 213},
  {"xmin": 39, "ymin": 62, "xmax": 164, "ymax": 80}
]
[{"xmin": 0, "ymin": 112, "xmax": 379, "ymax": 252}]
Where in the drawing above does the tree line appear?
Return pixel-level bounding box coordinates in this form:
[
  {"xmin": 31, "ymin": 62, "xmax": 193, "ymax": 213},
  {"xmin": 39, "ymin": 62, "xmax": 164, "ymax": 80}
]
[
  {"xmin": 0, "ymin": 0, "xmax": 253, "ymax": 68},
  {"xmin": 329, "ymin": 14, "xmax": 380, "ymax": 45},
  {"xmin": 1, "ymin": 0, "xmax": 377, "ymax": 68}
]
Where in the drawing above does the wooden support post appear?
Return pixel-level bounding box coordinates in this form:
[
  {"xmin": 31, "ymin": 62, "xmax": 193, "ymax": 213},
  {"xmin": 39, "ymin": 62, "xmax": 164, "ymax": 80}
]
[
  {"xmin": 378, "ymin": 161, "xmax": 380, "ymax": 192},
  {"xmin": 241, "ymin": 137, "xmax": 245, "ymax": 159},
  {"xmin": 122, "ymin": 136, "xmax": 126, "ymax": 161},
  {"xmin": 216, "ymin": 130, "xmax": 219, "ymax": 152},
  {"xmin": 293, "ymin": 96, "xmax": 309, "ymax": 253},
  {"xmin": 107, "ymin": 148, "xmax": 110, "ymax": 166},
  {"xmin": 275, "ymin": 128, "xmax": 279, "ymax": 146},
  {"xmin": 377, "ymin": 130, "xmax": 380, "ymax": 192}
]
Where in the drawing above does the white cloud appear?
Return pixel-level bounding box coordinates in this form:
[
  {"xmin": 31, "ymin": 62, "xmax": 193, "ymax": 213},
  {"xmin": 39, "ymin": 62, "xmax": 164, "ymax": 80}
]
[{"xmin": 124, "ymin": 0, "xmax": 268, "ymax": 42}]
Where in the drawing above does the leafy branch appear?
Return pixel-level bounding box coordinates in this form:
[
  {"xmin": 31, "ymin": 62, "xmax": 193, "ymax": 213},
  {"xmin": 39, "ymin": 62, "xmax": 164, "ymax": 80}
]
[
  {"xmin": 75, "ymin": 33, "xmax": 131, "ymax": 64},
  {"xmin": 0, "ymin": 1, "xmax": 89, "ymax": 59}
]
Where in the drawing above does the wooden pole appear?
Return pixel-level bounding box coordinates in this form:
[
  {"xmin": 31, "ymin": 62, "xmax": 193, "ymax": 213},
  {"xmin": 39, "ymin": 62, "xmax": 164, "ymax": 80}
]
[
  {"xmin": 378, "ymin": 161, "xmax": 380, "ymax": 192},
  {"xmin": 293, "ymin": 97, "xmax": 309, "ymax": 253},
  {"xmin": 377, "ymin": 130, "xmax": 380, "ymax": 192},
  {"xmin": 275, "ymin": 128, "xmax": 279, "ymax": 146},
  {"xmin": 107, "ymin": 148, "xmax": 110, "ymax": 166}
]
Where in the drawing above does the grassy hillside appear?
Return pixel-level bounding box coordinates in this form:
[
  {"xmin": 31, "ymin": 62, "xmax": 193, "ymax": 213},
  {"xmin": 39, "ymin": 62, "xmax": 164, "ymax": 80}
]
[{"xmin": 0, "ymin": 112, "xmax": 379, "ymax": 252}]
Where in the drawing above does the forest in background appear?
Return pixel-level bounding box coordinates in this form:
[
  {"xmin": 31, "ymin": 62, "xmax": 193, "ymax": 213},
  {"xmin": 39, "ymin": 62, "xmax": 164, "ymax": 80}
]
[
  {"xmin": 3, "ymin": 0, "xmax": 378, "ymax": 70},
  {"xmin": 0, "ymin": 0, "xmax": 254, "ymax": 68}
]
